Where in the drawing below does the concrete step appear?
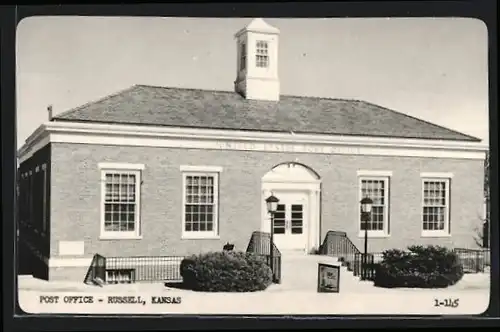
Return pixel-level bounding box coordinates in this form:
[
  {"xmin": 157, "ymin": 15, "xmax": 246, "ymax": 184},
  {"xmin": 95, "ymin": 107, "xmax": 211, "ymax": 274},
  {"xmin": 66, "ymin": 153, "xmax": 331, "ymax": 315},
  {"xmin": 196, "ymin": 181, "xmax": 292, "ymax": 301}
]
[
  {"xmin": 279, "ymin": 253, "xmax": 331, "ymax": 259},
  {"xmin": 272, "ymin": 253, "xmax": 369, "ymax": 292},
  {"xmin": 279, "ymin": 249, "xmax": 309, "ymax": 256},
  {"xmin": 281, "ymin": 254, "xmax": 343, "ymax": 265}
]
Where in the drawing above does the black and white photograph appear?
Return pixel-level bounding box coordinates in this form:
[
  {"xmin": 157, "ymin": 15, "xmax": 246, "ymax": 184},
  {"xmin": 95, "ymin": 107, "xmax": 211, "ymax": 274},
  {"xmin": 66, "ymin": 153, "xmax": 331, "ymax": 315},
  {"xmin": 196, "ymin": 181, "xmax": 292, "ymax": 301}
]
[{"xmin": 15, "ymin": 15, "xmax": 490, "ymax": 315}]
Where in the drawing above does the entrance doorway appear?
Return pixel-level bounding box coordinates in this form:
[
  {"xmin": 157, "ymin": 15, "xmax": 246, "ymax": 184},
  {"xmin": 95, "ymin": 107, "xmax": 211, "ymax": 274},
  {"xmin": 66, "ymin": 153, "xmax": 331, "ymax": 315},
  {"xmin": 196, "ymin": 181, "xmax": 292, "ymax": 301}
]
[
  {"xmin": 272, "ymin": 191, "xmax": 308, "ymax": 251},
  {"xmin": 261, "ymin": 162, "xmax": 321, "ymax": 254}
]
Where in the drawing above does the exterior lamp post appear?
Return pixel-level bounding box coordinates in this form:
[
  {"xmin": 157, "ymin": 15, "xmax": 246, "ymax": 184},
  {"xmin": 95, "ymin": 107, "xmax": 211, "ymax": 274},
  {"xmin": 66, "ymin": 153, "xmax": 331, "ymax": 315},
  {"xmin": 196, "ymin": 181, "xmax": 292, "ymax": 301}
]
[
  {"xmin": 360, "ymin": 197, "xmax": 373, "ymax": 280},
  {"xmin": 266, "ymin": 194, "xmax": 280, "ymax": 282}
]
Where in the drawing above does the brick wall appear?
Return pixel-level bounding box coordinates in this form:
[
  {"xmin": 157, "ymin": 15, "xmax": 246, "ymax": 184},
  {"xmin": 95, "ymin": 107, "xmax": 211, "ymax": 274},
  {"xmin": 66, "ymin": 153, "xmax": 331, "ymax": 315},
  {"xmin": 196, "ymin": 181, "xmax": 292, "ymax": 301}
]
[
  {"xmin": 18, "ymin": 144, "xmax": 51, "ymax": 280},
  {"xmin": 50, "ymin": 143, "xmax": 484, "ymax": 258}
]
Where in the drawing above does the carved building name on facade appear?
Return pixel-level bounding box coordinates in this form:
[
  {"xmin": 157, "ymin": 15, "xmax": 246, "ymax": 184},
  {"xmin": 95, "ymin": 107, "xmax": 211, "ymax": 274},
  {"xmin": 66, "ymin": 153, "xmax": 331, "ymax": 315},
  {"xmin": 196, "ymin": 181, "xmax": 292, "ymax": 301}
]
[{"xmin": 215, "ymin": 141, "xmax": 361, "ymax": 155}]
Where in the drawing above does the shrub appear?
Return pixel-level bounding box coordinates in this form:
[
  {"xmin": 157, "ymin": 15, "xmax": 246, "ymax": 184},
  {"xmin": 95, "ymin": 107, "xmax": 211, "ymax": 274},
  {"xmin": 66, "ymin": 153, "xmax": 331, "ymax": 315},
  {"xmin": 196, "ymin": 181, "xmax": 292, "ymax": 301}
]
[
  {"xmin": 374, "ymin": 245, "xmax": 464, "ymax": 288},
  {"xmin": 180, "ymin": 251, "xmax": 273, "ymax": 292}
]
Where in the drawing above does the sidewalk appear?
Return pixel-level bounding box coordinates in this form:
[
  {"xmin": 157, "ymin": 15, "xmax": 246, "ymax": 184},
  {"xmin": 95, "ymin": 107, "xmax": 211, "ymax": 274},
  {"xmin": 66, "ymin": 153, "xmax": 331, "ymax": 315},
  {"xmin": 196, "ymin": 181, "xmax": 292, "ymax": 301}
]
[{"xmin": 17, "ymin": 254, "xmax": 490, "ymax": 315}]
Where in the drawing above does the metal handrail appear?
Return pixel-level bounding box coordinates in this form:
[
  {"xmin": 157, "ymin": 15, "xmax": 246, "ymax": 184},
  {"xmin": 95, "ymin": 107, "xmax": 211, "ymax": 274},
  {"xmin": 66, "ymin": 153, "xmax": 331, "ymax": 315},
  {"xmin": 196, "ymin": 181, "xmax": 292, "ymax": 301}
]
[
  {"xmin": 84, "ymin": 253, "xmax": 106, "ymax": 286},
  {"xmin": 246, "ymin": 231, "xmax": 282, "ymax": 283},
  {"xmin": 320, "ymin": 230, "xmax": 373, "ymax": 277}
]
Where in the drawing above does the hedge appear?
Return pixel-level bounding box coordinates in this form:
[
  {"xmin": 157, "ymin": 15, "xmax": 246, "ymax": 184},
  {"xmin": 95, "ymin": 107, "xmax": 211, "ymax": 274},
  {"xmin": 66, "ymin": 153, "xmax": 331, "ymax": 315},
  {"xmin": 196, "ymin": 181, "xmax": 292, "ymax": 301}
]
[
  {"xmin": 180, "ymin": 251, "xmax": 273, "ymax": 292},
  {"xmin": 374, "ymin": 245, "xmax": 464, "ymax": 288}
]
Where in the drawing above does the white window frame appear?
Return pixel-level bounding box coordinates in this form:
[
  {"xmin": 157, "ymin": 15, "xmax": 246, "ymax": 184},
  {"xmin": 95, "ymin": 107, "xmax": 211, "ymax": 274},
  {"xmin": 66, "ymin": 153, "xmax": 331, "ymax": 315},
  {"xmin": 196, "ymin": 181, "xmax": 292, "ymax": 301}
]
[
  {"xmin": 420, "ymin": 173, "xmax": 452, "ymax": 237},
  {"xmin": 98, "ymin": 163, "xmax": 144, "ymax": 240},
  {"xmin": 357, "ymin": 171, "xmax": 391, "ymax": 238},
  {"xmin": 180, "ymin": 165, "xmax": 222, "ymax": 239}
]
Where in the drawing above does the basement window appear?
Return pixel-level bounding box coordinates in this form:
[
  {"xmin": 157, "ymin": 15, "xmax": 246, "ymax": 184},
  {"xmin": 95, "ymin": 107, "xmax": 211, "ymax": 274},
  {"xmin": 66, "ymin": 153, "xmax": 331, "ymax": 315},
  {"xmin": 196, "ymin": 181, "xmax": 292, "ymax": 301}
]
[{"xmin": 106, "ymin": 269, "xmax": 136, "ymax": 284}]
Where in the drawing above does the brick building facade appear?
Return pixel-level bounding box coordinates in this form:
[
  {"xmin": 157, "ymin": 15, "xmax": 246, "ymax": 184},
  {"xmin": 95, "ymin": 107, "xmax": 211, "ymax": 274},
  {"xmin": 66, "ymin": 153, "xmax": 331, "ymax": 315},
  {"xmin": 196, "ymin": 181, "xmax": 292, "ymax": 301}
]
[{"xmin": 17, "ymin": 18, "xmax": 487, "ymax": 281}]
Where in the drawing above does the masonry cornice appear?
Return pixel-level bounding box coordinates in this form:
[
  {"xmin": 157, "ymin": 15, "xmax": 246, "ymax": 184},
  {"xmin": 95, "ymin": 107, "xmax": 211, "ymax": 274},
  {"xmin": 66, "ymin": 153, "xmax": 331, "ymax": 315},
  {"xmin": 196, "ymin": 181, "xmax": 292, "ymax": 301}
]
[{"xmin": 18, "ymin": 121, "xmax": 488, "ymax": 163}]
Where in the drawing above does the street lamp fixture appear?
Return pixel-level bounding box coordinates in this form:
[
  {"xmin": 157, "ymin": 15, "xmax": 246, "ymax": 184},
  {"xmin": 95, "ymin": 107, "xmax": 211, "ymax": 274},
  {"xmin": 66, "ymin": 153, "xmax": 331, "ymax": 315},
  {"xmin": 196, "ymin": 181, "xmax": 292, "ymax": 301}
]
[
  {"xmin": 265, "ymin": 194, "xmax": 280, "ymax": 282},
  {"xmin": 266, "ymin": 194, "xmax": 279, "ymax": 214},
  {"xmin": 360, "ymin": 196, "xmax": 373, "ymax": 280}
]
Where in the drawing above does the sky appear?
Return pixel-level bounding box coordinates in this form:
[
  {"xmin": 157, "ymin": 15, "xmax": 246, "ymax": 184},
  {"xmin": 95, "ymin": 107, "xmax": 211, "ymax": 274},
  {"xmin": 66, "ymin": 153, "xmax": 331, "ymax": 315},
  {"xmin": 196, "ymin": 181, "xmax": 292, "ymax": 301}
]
[{"xmin": 16, "ymin": 16, "xmax": 489, "ymax": 146}]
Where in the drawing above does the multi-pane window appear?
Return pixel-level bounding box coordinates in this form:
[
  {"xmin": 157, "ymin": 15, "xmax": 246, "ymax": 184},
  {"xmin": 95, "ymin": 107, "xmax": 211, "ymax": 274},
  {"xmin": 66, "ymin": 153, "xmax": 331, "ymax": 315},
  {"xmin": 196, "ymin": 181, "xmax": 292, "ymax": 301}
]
[
  {"xmin": 18, "ymin": 173, "xmax": 25, "ymax": 225},
  {"xmin": 42, "ymin": 164, "xmax": 47, "ymax": 234},
  {"xmin": 19, "ymin": 173, "xmax": 28, "ymax": 226},
  {"xmin": 16, "ymin": 175, "xmax": 20, "ymax": 228},
  {"xmin": 29, "ymin": 171, "xmax": 33, "ymax": 226},
  {"xmin": 422, "ymin": 179, "xmax": 450, "ymax": 233},
  {"xmin": 359, "ymin": 177, "xmax": 389, "ymax": 234},
  {"xmin": 106, "ymin": 269, "xmax": 135, "ymax": 284},
  {"xmin": 183, "ymin": 172, "xmax": 219, "ymax": 238},
  {"xmin": 99, "ymin": 164, "xmax": 143, "ymax": 239},
  {"xmin": 19, "ymin": 173, "xmax": 24, "ymax": 224},
  {"xmin": 273, "ymin": 204, "xmax": 286, "ymax": 234},
  {"xmin": 35, "ymin": 166, "xmax": 42, "ymax": 232},
  {"xmin": 240, "ymin": 42, "xmax": 246, "ymax": 71},
  {"xmin": 256, "ymin": 40, "xmax": 269, "ymax": 68},
  {"xmin": 104, "ymin": 173, "xmax": 138, "ymax": 232}
]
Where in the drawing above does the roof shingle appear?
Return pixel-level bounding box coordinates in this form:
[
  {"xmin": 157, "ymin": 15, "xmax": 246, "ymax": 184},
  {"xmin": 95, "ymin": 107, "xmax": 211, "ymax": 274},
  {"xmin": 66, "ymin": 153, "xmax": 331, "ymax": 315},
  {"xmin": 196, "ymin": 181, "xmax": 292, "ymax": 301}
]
[{"xmin": 53, "ymin": 84, "xmax": 480, "ymax": 142}]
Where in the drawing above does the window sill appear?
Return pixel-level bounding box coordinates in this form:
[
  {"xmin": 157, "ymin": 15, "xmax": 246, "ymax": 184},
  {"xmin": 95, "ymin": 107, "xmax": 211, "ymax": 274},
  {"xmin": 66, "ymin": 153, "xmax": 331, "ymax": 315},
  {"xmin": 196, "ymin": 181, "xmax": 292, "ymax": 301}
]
[
  {"xmin": 99, "ymin": 234, "xmax": 143, "ymax": 241},
  {"xmin": 421, "ymin": 232, "xmax": 451, "ymax": 238},
  {"xmin": 358, "ymin": 231, "xmax": 390, "ymax": 239},
  {"xmin": 181, "ymin": 234, "xmax": 220, "ymax": 240}
]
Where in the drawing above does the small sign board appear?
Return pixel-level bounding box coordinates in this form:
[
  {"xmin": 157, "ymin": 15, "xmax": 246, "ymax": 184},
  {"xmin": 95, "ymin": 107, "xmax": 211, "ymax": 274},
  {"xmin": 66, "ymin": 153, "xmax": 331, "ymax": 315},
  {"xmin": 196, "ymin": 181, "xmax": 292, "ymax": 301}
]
[{"xmin": 317, "ymin": 263, "xmax": 340, "ymax": 293}]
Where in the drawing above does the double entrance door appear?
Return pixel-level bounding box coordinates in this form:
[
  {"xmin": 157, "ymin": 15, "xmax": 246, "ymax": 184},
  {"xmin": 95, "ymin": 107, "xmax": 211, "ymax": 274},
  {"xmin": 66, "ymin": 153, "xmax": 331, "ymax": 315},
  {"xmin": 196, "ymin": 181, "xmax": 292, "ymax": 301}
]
[{"xmin": 271, "ymin": 191, "xmax": 308, "ymax": 252}]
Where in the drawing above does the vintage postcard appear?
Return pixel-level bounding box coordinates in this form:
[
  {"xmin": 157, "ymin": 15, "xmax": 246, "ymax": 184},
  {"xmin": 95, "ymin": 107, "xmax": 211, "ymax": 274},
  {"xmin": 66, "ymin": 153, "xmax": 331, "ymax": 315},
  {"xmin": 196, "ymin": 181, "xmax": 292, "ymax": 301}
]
[{"xmin": 16, "ymin": 16, "xmax": 490, "ymax": 316}]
